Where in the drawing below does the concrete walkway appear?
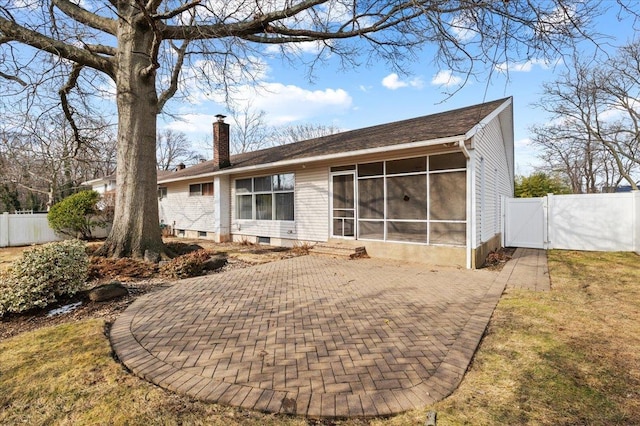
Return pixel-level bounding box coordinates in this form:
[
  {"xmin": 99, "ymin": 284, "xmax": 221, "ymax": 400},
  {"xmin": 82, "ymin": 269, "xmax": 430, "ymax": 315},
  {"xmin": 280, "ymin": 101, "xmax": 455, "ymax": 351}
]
[
  {"xmin": 500, "ymin": 248, "xmax": 551, "ymax": 292},
  {"xmin": 111, "ymin": 251, "xmax": 549, "ymax": 418}
]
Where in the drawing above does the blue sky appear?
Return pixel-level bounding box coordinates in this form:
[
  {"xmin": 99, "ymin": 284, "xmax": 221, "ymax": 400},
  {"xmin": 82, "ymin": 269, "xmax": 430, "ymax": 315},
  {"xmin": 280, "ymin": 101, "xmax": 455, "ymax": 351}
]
[{"xmin": 159, "ymin": 5, "xmax": 639, "ymax": 176}]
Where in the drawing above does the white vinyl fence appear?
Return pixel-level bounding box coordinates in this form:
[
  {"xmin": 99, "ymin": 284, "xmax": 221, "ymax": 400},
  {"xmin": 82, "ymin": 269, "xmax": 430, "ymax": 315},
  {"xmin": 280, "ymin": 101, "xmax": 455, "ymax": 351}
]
[
  {"xmin": 504, "ymin": 192, "xmax": 640, "ymax": 254},
  {"xmin": 0, "ymin": 212, "xmax": 62, "ymax": 248},
  {"xmin": 0, "ymin": 212, "xmax": 112, "ymax": 248}
]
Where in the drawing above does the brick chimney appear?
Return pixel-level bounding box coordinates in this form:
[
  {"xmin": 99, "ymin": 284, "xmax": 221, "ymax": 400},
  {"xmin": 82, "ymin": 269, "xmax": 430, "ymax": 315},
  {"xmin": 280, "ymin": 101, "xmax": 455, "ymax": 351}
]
[{"xmin": 213, "ymin": 114, "xmax": 231, "ymax": 169}]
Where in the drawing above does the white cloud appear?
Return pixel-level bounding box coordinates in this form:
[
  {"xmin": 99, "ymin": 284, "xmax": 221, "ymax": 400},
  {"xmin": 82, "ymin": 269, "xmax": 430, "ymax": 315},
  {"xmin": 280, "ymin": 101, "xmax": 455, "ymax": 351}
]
[
  {"xmin": 264, "ymin": 40, "xmax": 332, "ymax": 56},
  {"xmin": 164, "ymin": 114, "xmax": 218, "ymax": 134},
  {"xmin": 382, "ymin": 74, "xmax": 406, "ymax": 90},
  {"xmin": 450, "ymin": 15, "xmax": 477, "ymax": 42},
  {"xmin": 238, "ymin": 83, "xmax": 353, "ymax": 125},
  {"xmin": 430, "ymin": 70, "xmax": 462, "ymax": 87},
  {"xmin": 165, "ymin": 83, "xmax": 353, "ymax": 132},
  {"xmin": 176, "ymin": 57, "xmax": 270, "ymax": 105},
  {"xmin": 381, "ymin": 73, "xmax": 424, "ymax": 90},
  {"xmin": 495, "ymin": 58, "xmax": 559, "ymax": 73}
]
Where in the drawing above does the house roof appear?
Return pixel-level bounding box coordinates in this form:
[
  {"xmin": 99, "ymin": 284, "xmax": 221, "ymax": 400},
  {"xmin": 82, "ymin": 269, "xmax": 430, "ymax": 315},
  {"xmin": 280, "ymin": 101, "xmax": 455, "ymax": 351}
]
[
  {"xmin": 159, "ymin": 97, "xmax": 512, "ymax": 183},
  {"xmin": 83, "ymin": 170, "xmax": 173, "ymax": 187}
]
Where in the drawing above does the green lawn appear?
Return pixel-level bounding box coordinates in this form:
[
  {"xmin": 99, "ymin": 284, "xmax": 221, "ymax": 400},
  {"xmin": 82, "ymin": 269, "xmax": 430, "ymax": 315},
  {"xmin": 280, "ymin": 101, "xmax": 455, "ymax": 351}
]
[{"xmin": 1, "ymin": 251, "xmax": 638, "ymax": 425}]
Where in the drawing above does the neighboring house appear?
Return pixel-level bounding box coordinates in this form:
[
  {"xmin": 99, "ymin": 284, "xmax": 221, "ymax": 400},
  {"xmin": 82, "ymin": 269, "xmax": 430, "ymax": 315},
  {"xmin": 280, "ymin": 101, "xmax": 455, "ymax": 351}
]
[
  {"xmin": 158, "ymin": 97, "xmax": 514, "ymax": 268},
  {"xmin": 83, "ymin": 174, "xmax": 117, "ymax": 195}
]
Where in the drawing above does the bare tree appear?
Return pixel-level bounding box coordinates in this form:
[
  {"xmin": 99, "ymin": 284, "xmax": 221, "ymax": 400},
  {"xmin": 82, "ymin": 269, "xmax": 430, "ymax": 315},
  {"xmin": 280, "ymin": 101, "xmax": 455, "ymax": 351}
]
[
  {"xmin": 0, "ymin": 112, "xmax": 115, "ymax": 210},
  {"xmin": 530, "ymin": 119, "xmax": 630, "ymax": 193},
  {"xmin": 533, "ymin": 43, "xmax": 640, "ymax": 191},
  {"xmin": 230, "ymin": 105, "xmax": 270, "ymax": 154},
  {"xmin": 156, "ymin": 129, "xmax": 199, "ymax": 170},
  {"xmin": 0, "ymin": 0, "xmax": 611, "ymax": 258},
  {"xmin": 270, "ymin": 123, "xmax": 342, "ymax": 145}
]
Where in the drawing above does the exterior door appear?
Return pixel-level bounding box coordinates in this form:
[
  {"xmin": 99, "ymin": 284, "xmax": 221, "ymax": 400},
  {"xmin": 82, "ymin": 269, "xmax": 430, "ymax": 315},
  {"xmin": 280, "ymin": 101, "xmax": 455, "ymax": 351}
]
[
  {"xmin": 504, "ymin": 197, "xmax": 547, "ymax": 249},
  {"xmin": 331, "ymin": 172, "xmax": 356, "ymax": 238}
]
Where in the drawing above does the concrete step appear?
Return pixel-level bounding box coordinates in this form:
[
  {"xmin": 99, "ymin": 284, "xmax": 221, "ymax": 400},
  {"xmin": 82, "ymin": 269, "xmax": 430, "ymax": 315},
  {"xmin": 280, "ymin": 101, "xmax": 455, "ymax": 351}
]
[{"xmin": 309, "ymin": 244, "xmax": 368, "ymax": 259}]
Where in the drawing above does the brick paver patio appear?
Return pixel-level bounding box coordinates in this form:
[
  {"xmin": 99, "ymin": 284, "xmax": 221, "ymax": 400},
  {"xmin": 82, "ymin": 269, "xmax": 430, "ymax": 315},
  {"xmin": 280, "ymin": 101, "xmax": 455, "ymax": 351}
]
[{"xmin": 111, "ymin": 255, "xmax": 511, "ymax": 418}]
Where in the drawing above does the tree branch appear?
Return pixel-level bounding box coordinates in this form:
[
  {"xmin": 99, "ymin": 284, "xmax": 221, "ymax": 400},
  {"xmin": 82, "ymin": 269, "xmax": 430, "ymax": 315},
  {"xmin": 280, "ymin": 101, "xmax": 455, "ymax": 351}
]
[
  {"xmin": 0, "ymin": 71, "xmax": 27, "ymax": 86},
  {"xmin": 135, "ymin": 0, "xmax": 161, "ymax": 77},
  {"xmin": 83, "ymin": 43, "xmax": 117, "ymax": 56},
  {"xmin": 0, "ymin": 17, "xmax": 115, "ymax": 78},
  {"xmin": 162, "ymin": 0, "xmax": 328, "ymax": 40},
  {"xmin": 158, "ymin": 40, "xmax": 189, "ymax": 112},
  {"xmin": 153, "ymin": 0, "xmax": 201, "ymax": 20},
  {"xmin": 52, "ymin": 0, "xmax": 117, "ymax": 35},
  {"xmin": 58, "ymin": 64, "xmax": 84, "ymax": 157}
]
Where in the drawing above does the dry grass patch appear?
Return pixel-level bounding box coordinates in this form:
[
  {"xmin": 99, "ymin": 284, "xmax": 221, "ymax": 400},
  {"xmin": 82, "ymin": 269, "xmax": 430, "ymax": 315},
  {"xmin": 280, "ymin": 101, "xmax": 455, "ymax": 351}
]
[
  {"xmin": 0, "ymin": 245, "xmax": 29, "ymax": 271},
  {"xmin": 0, "ymin": 320, "xmax": 312, "ymax": 426},
  {"xmin": 409, "ymin": 250, "xmax": 640, "ymax": 425}
]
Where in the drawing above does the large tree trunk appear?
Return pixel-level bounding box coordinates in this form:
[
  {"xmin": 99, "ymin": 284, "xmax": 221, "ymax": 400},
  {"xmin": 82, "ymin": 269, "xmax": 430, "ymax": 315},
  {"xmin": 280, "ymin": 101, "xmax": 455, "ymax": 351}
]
[{"xmin": 99, "ymin": 4, "xmax": 164, "ymax": 259}]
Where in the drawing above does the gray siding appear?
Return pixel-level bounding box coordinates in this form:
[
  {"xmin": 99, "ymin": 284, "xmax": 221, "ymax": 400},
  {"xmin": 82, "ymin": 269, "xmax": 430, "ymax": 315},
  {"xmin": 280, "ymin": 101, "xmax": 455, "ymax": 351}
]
[{"xmin": 472, "ymin": 109, "xmax": 514, "ymax": 246}]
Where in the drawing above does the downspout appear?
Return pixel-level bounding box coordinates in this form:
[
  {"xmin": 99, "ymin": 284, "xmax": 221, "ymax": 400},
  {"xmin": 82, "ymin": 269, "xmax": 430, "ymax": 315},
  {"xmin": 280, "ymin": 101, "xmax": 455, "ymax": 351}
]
[
  {"xmin": 460, "ymin": 139, "xmax": 473, "ymax": 269},
  {"xmin": 458, "ymin": 139, "xmax": 470, "ymax": 160}
]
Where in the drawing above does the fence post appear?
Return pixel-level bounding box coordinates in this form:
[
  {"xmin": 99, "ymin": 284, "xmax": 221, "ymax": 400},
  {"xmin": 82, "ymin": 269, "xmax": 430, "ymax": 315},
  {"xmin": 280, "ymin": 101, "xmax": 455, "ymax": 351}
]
[
  {"xmin": 634, "ymin": 191, "xmax": 640, "ymax": 255},
  {"xmin": 0, "ymin": 212, "xmax": 8, "ymax": 248},
  {"xmin": 545, "ymin": 193, "xmax": 553, "ymax": 250}
]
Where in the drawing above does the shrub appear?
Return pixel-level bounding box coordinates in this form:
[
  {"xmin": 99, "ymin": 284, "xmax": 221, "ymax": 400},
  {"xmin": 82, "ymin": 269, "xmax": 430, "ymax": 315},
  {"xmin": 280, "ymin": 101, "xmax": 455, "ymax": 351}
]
[
  {"xmin": 48, "ymin": 190, "xmax": 106, "ymax": 239},
  {"xmin": 160, "ymin": 249, "xmax": 211, "ymax": 279},
  {"xmin": 0, "ymin": 240, "xmax": 89, "ymax": 316}
]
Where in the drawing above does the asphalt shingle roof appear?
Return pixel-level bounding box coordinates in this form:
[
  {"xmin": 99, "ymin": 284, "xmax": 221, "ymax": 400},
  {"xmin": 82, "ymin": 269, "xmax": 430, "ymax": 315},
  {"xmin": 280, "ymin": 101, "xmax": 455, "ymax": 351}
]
[{"xmin": 160, "ymin": 97, "xmax": 510, "ymax": 182}]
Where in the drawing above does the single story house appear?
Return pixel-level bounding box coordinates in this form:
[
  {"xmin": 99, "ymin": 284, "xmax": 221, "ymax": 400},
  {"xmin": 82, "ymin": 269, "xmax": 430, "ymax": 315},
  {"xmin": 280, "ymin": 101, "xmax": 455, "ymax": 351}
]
[
  {"xmin": 83, "ymin": 174, "xmax": 117, "ymax": 195},
  {"xmin": 157, "ymin": 97, "xmax": 514, "ymax": 268}
]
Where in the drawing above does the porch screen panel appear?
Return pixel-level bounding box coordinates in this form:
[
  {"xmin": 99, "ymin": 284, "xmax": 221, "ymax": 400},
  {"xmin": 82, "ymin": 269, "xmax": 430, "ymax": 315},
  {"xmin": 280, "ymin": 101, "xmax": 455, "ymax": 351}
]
[
  {"xmin": 359, "ymin": 221, "xmax": 384, "ymax": 240},
  {"xmin": 333, "ymin": 174, "xmax": 354, "ymax": 208},
  {"xmin": 429, "ymin": 152, "xmax": 466, "ymax": 171},
  {"xmin": 387, "ymin": 221, "xmax": 427, "ymax": 243},
  {"xmin": 358, "ymin": 178, "xmax": 384, "ymax": 219},
  {"xmin": 386, "ymin": 157, "xmax": 426, "ymax": 174},
  {"xmin": 352, "ymin": 153, "xmax": 466, "ymax": 246},
  {"xmin": 386, "ymin": 175, "xmax": 427, "ymax": 220},
  {"xmin": 429, "ymin": 171, "xmax": 466, "ymax": 220},
  {"xmin": 430, "ymin": 222, "xmax": 466, "ymax": 245}
]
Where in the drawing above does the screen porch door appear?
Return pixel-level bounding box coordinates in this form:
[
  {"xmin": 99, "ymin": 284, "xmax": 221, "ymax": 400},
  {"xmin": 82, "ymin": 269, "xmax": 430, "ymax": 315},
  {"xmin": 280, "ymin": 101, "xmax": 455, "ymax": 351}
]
[{"xmin": 331, "ymin": 172, "xmax": 356, "ymax": 238}]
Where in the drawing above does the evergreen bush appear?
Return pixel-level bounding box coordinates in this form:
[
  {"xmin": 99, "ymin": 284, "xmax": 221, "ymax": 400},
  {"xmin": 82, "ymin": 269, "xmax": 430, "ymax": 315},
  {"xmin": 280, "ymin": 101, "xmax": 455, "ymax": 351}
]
[
  {"xmin": 48, "ymin": 190, "xmax": 105, "ymax": 239},
  {"xmin": 0, "ymin": 240, "xmax": 88, "ymax": 316}
]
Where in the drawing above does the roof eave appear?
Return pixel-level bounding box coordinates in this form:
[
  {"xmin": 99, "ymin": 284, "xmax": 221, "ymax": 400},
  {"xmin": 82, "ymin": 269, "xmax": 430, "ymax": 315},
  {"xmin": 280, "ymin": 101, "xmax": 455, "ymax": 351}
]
[{"xmin": 464, "ymin": 97, "xmax": 513, "ymax": 142}]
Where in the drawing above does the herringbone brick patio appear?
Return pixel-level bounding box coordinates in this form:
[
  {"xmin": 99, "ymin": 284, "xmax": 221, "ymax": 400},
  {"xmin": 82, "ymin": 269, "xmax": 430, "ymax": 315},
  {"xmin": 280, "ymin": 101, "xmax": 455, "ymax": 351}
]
[{"xmin": 111, "ymin": 255, "xmax": 513, "ymax": 417}]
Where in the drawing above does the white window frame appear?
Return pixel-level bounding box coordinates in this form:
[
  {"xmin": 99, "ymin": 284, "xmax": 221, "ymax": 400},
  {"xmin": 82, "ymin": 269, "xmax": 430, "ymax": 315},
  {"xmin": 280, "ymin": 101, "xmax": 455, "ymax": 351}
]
[{"xmin": 235, "ymin": 173, "xmax": 295, "ymax": 221}]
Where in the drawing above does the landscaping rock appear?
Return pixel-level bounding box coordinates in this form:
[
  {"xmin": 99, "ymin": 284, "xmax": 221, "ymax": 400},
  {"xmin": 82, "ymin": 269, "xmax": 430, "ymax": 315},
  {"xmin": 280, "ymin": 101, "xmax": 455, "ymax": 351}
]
[
  {"xmin": 88, "ymin": 281, "xmax": 128, "ymax": 302},
  {"xmin": 204, "ymin": 255, "xmax": 227, "ymax": 271}
]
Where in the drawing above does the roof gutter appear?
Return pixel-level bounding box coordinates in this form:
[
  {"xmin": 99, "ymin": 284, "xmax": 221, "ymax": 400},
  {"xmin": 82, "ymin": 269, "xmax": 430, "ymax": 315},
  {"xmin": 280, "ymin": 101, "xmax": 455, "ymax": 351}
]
[{"xmin": 158, "ymin": 135, "xmax": 467, "ymax": 184}]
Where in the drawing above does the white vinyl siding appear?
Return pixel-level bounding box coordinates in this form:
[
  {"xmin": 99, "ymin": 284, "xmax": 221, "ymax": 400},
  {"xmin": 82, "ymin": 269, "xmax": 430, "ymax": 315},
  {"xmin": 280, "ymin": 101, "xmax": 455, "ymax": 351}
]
[
  {"xmin": 295, "ymin": 166, "xmax": 329, "ymax": 241},
  {"xmin": 472, "ymin": 108, "xmax": 514, "ymax": 245},
  {"xmin": 158, "ymin": 180, "xmax": 216, "ymax": 232}
]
